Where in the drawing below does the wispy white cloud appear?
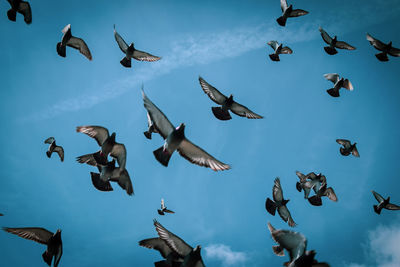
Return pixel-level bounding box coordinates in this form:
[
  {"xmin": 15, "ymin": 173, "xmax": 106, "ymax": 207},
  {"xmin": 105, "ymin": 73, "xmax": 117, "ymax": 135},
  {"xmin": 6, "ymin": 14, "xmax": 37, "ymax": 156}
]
[{"xmin": 205, "ymin": 244, "xmax": 247, "ymax": 266}]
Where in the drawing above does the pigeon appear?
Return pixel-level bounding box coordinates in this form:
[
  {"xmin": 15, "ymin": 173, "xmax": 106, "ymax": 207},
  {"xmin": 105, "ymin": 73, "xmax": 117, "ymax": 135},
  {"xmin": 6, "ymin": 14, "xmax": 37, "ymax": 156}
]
[
  {"xmin": 336, "ymin": 139, "xmax": 359, "ymax": 157},
  {"xmin": 158, "ymin": 199, "xmax": 175, "ymax": 215},
  {"xmin": 295, "ymin": 171, "xmax": 316, "ymax": 199},
  {"xmin": 372, "ymin": 191, "xmax": 400, "ymax": 214},
  {"xmin": 57, "ymin": 24, "xmax": 92, "ymax": 60},
  {"xmin": 144, "ymin": 112, "xmax": 158, "ymax": 140},
  {"xmin": 3, "ymin": 227, "xmax": 62, "ymax": 267},
  {"xmin": 366, "ymin": 33, "xmax": 400, "ymax": 62},
  {"xmin": 308, "ymin": 184, "xmax": 338, "ymax": 206},
  {"xmin": 114, "ymin": 25, "xmax": 161, "ymax": 68},
  {"xmin": 142, "ymin": 89, "xmax": 230, "ymax": 171},
  {"xmin": 305, "ymin": 172, "xmax": 327, "ymax": 194},
  {"xmin": 198, "ymin": 77, "xmax": 263, "ymax": 120},
  {"xmin": 319, "ymin": 27, "xmax": 356, "ymax": 55},
  {"xmin": 265, "ymin": 178, "xmax": 296, "ymax": 227},
  {"xmin": 323, "ymin": 74, "xmax": 353, "ymax": 97},
  {"xmin": 267, "ymin": 41, "xmax": 293, "ymax": 61},
  {"xmin": 6, "ymin": 0, "xmax": 31, "ymax": 24},
  {"xmin": 44, "ymin": 137, "xmax": 64, "ymax": 162},
  {"xmin": 276, "ymin": 0, "xmax": 308, "ymax": 27}
]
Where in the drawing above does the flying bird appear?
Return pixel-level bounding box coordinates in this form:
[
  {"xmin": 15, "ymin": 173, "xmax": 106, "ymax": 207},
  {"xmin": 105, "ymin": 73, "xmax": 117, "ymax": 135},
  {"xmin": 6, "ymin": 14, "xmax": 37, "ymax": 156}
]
[
  {"xmin": 366, "ymin": 33, "xmax": 400, "ymax": 61},
  {"xmin": 44, "ymin": 137, "xmax": 64, "ymax": 162},
  {"xmin": 3, "ymin": 227, "xmax": 62, "ymax": 267},
  {"xmin": 158, "ymin": 199, "xmax": 175, "ymax": 215},
  {"xmin": 266, "ymin": 178, "xmax": 296, "ymax": 227},
  {"xmin": 198, "ymin": 77, "xmax": 263, "ymax": 120},
  {"xmin": 295, "ymin": 171, "xmax": 316, "ymax": 199},
  {"xmin": 114, "ymin": 25, "xmax": 161, "ymax": 68},
  {"xmin": 6, "ymin": 0, "xmax": 31, "ymax": 24},
  {"xmin": 319, "ymin": 27, "xmax": 356, "ymax": 55},
  {"xmin": 267, "ymin": 41, "xmax": 293, "ymax": 61},
  {"xmin": 142, "ymin": 90, "xmax": 230, "ymax": 171},
  {"xmin": 308, "ymin": 184, "xmax": 338, "ymax": 206},
  {"xmin": 336, "ymin": 139, "xmax": 359, "ymax": 157},
  {"xmin": 324, "ymin": 73, "xmax": 353, "ymax": 97},
  {"xmin": 276, "ymin": 0, "xmax": 308, "ymax": 27},
  {"xmin": 57, "ymin": 24, "xmax": 92, "ymax": 60},
  {"xmin": 144, "ymin": 112, "xmax": 158, "ymax": 140},
  {"xmin": 372, "ymin": 191, "xmax": 400, "ymax": 214}
]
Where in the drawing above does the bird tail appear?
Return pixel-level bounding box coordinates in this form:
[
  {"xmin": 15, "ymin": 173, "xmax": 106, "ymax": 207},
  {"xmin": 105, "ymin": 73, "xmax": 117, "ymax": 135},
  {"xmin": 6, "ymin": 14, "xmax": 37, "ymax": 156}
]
[
  {"xmin": 56, "ymin": 42, "xmax": 66, "ymax": 57},
  {"xmin": 90, "ymin": 172, "xmax": 113, "ymax": 192},
  {"xmin": 46, "ymin": 151, "xmax": 52, "ymax": 158},
  {"xmin": 7, "ymin": 9, "xmax": 17, "ymax": 22},
  {"xmin": 265, "ymin": 198, "xmax": 277, "ymax": 216},
  {"xmin": 276, "ymin": 16, "xmax": 287, "ymax": 26},
  {"xmin": 153, "ymin": 146, "xmax": 172, "ymax": 167},
  {"xmin": 373, "ymin": 205, "xmax": 382, "ymax": 215},
  {"xmin": 120, "ymin": 56, "xmax": 132, "ymax": 68},
  {"xmin": 324, "ymin": 46, "xmax": 338, "ymax": 55},
  {"xmin": 327, "ymin": 88, "xmax": 340, "ymax": 97},
  {"xmin": 143, "ymin": 131, "xmax": 152, "ymax": 140},
  {"xmin": 272, "ymin": 245, "xmax": 285, "ymax": 256},
  {"xmin": 308, "ymin": 195, "xmax": 323, "ymax": 206},
  {"xmin": 269, "ymin": 54, "xmax": 280, "ymax": 61},
  {"xmin": 211, "ymin": 107, "xmax": 232, "ymax": 121},
  {"xmin": 296, "ymin": 182, "xmax": 302, "ymax": 192},
  {"xmin": 375, "ymin": 52, "xmax": 389, "ymax": 62},
  {"xmin": 42, "ymin": 251, "xmax": 52, "ymax": 266}
]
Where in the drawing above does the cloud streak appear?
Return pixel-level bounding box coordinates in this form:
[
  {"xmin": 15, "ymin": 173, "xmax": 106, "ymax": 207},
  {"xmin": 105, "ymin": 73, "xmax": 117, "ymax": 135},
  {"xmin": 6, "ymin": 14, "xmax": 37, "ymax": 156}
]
[{"xmin": 205, "ymin": 244, "xmax": 247, "ymax": 266}]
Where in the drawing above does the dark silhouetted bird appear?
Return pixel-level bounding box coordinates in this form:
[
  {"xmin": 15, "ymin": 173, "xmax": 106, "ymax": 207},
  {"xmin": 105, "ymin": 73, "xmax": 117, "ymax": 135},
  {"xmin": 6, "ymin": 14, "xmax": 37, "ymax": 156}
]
[
  {"xmin": 266, "ymin": 178, "xmax": 296, "ymax": 227},
  {"xmin": 372, "ymin": 191, "xmax": 400, "ymax": 214},
  {"xmin": 323, "ymin": 73, "xmax": 353, "ymax": 97},
  {"xmin": 336, "ymin": 139, "xmax": 359, "ymax": 157},
  {"xmin": 319, "ymin": 27, "xmax": 356, "ymax": 55},
  {"xmin": 142, "ymin": 90, "xmax": 230, "ymax": 171},
  {"xmin": 114, "ymin": 25, "xmax": 161, "ymax": 68},
  {"xmin": 144, "ymin": 112, "xmax": 158, "ymax": 139},
  {"xmin": 276, "ymin": 0, "xmax": 308, "ymax": 27},
  {"xmin": 267, "ymin": 41, "xmax": 293, "ymax": 61},
  {"xmin": 366, "ymin": 33, "xmax": 400, "ymax": 62},
  {"xmin": 3, "ymin": 227, "xmax": 62, "ymax": 267},
  {"xmin": 57, "ymin": 24, "xmax": 92, "ymax": 60},
  {"xmin": 158, "ymin": 199, "xmax": 175, "ymax": 215},
  {"xmin": 308, "ymin": 184, "xmax": 338, "ymax": 206},
  {"xmin": 44, "ymin": 137, "xmax": 64, "ymax": 162},
  {"xmin": 6, "ymin": 0, "xmax": 31, "ymax": 24},
  {"xmin": 199, "ymin": 77, "xmax": 263, "ymax": 120}
]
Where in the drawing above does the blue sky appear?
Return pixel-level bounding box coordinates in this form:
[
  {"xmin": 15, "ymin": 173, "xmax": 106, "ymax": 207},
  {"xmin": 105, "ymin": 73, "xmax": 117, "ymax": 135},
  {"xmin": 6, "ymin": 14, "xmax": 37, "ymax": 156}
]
[{"xmin": 1, "ymin": 0, "xmax": 400, "ymax": 266}]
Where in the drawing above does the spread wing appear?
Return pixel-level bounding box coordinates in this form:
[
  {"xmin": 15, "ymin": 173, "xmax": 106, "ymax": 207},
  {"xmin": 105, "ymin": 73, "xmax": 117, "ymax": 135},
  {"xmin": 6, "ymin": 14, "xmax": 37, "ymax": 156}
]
[
  {"xmin": 113, "ymin": 25, "xmax": 128, "ymax": 53},
  {"xmin": 343, "ymin": 79, "xmax": 353, "ymax": 91},
  {"xmin": 54, "ymin": 243, "xmax": 63, "ymax": 267},
  {"xmin": 324, "ymin": 73, "xmax": 339, "ymax": 84},
  {"xmin": 142, "ymin": 90, "xmax": 174, "ymax": 139},
  {"xmin": 198, "ymin": 77, "xmax": 227, "ymax": 105},
  {"xmin": 76, "ymin": 126, "xmax": 110, "ymax": 147},
  {"xmin": 67, "ymin": 36, "xmax": 92, "ymax": 60},
  {"xmin": 388, "ymin": 46, "xmax": 400, "ymax": 57},
  {"xmin": 272, "ymin": 177, "xmax": 283, "ymax": 202},
  {"xmin": 289, "ymin": 9, "xmax": 309, "ymax": 17},
  {"xmin": 295, "ymin": 171, "xmax": 307, "ymax": 183},
  {"xmin": 386, "ymin": 203, "xmax": 400, "ymax": 210},
  {"xmin": 139, "ymin": 238, "xmax": 175, "ymax": 259},
  {"xmin": 280, "ymin": 0, "xmax": 288, "ymax": 12},
  {"xmin": 76, "ymin": 153, "xmax": 99, "ymax": 166},
  {"xmin": 54, "ymin": 146, "xmax": 64, "ymax": 162},
  {"xmin": 161, "ymin": 198, "xmax": 165, "ymax": 209},
  {"xmin": 44, "ymin": 137, "xmax": 55, "ymax": 144},
  {"xmin": 18, "ymin": 1, "xmax": 32, "ymax": 24},
  {"xmin": 336, "ymin": 139, "xmax": 351, "ymax": 148},
  {"xmin": 372, "ymin": 191, "xmax": 384, "ymax": 203},
  {"xmin": 335, "ymin": 41, "xmax": 356, "ymax": 50},
  {"xmin": 279, "ymin": 231, "xmax": 306, "ymax": 261},
  {"xmin": 3, "ymin": 227, "xmax": 53, "ymax": 245},
  {"xmin": 110, "ymin": 143, "xmax": 126, "ymax": 170},
  {"xmin": 277, "ymin": 206, "xmax": 296, "ymax": 227},
  {"xmin": 178, "ymin": 139, "xmax": 230, "ymax": 171},
  {"xmin": 319, "ymin": 27, "xmax": 332, "ymax": 45},
  {"xmin": 268, "ymin": 40, "xmax": 279, "ymax": 51},
  {"xmin": 133, "ymin": 49, "xmax": 161, "ymax": 62},
  {"xmin": 325, "ymin": 187, "xmax": 337, "ymax": 202},
  {"xmin": 280, "ymin": 46, "xmax": 293, "ymax": 54},
  {"xmin": 352, "ymin": 145, "xmax": 360, "ymax": 157},
  {"xmin": 230, "ymin": 101, "xmax": 263, "ymax": 119},
  {"xmin": 110, "ymin": 169, "xmax": 133, "ymax": 196},
  {"xmin": 366, "ymin": 33, "xmax": 386, "ymax": 51},
  {"xmin": 164, "ymin": 209, "xmax": 175, "ymax": 214},
  {"xmin": 153, "ymin": 220, "xmax": 193, "ymax": 257}
]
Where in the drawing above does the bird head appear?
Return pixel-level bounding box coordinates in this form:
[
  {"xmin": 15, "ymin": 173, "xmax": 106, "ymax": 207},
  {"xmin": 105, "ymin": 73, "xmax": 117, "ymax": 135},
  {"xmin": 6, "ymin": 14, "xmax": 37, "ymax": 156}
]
[
  {"xmin": 283, "ymin": 199, "xmax": 290, "ymax": 205},
  {"xmin": 227, "ymin": 94, "xmax": 234, "ymax": 103},
  {"xmin": 333, "ymin": 36, "xmax": 337, "ymax": 42},
  {"xmin": 128, "ymin": 43, "xmax": 135, "ymax": 51},
  {"xmin": 388, "ymin": 41, "xmax": 393, "ymax": 48},
  {"xmin": 192, "ymin": 245, "xmax": 202, "ymax": 258},
  {"xmin": 177, "ymin": 123, "xmax": 185, "ymax": 131},
  {"xmin": 111, "ymin": 132, "xmax": 116, "ymax": 140},
  {"xmin": 385, "ymin": 197, "xmax": 391, "ymax": 204}
]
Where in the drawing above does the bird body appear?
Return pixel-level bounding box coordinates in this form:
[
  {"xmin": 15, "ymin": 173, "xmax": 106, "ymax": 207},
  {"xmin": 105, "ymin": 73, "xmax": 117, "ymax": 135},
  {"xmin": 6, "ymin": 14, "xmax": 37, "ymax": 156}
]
[
  {"xmin": 276, "ymin": 0, "xmax": 308, "ymax": 27},
  {"xmin": 366, "ymin": 33, "xmax": 400, "ymax": 61},
  {"xmin": 44, "ymin": 137, "xmax": 64, "ymax": 162},
  {"xmin": 266, "ymin": 178, "xmax": 296, "ymax": 227},
  {"xmin": 324, "ymin": 74, "xmax": 353, "ymax": 97},
  {"xmin": 372, "ymin": 191, "xmax": 400, "ymax": 214},
  {"xmin": 319, "ymin": 27, "xmax": 356, "ymax": 55},
  {"xmin": 336, "ymin": 139, "xmax": 359, "ymax": 157},
  {"xmin": 268, "ymin": 41, "xmax": 293, "ymax": 61},
  {"xmin": 57, "ymin": 24, "xmax": 92, "ymax": 60}
]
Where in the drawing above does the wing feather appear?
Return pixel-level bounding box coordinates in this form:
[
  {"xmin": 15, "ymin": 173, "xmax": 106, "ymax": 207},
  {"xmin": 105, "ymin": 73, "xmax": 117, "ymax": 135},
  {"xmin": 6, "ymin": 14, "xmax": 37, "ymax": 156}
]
[
  {"xmin": 198, "ymin": 77, "xmax": 227, "ymax": 105},
  {"xmin": 3, "ymin": 227, "xmax": 53, "ymax": 245}
]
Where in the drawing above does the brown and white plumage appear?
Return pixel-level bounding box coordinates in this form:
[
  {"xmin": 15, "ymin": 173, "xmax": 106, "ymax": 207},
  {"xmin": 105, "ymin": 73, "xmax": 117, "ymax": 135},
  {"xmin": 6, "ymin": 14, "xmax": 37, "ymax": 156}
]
[{"xmin": 44, "ymin": 137, "xmax": 64, "ymax": 162}]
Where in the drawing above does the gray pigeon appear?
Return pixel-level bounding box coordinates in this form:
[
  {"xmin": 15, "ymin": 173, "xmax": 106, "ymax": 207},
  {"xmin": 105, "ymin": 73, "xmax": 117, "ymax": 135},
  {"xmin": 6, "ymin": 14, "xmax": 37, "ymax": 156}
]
[
  {"xmin": 268, "ymin": 41, "xmax": 293, "ymax": 61},
  {"xmin": 336, "ymin": 139, "xmax": 359, "ymax": 157},
  {"xmin": 372, "ymin": 191, "xmax": 400, "ymax": 214},
  {"xmin": 144, "ymin": 112, "xmax": 158, "ymax": 140},
  {"xmin": 6, "ymin": 0, "xmax": 31, "ymax": 24},
  {"xmin": 276, "ymin": 0, "xmax": 308, "ymax": 27},
  {"xmin": 266, "ymin": 178, "xmax": 296, "ymax": 227},
  {"xmin": 323, "ymin": 73, "xmax": 353, "ymax": 97},
  {"xmin": 114, "ymin": 25, "xmax": 161, "ymax": 68},
  {"xmin": 199, "ymin": 77, "xmax": 263, "ymax": 120},
  {"xmin": 44, "ymin": 137, "xmax": 64, "ymax": 162},
  {"xmin": 366, "ymin": 33, "xmax": 400, "ymax": 62},
  {"xmin": 57, "ymin": 24, "xmax": 92, "ymax": 60},
  {"xmin": 142, "ymin": 89, "xmax": 230, "ymax": 171},
  {"xmin": 308, "ymin": 184, "xmax": 338, "ymax": 207},
  {"xmin": 295, "ymin": 171, "xmax": 316, "ymax": 199},
  {"xmin": 158, "ymin": 198, "xmax": 175, "ymax": 215},
  {"xmin": 3, "ymin": 227, "xmax": 62, "ymax": 267},
  {"xmin": 319, "ymin": 27, "xmax": 356, "ymax": 55}
]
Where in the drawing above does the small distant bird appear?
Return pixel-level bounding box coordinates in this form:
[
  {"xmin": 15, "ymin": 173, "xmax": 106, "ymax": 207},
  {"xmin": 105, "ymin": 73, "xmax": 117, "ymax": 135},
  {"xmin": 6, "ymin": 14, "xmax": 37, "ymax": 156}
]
[
  {"xmin": 267, "ymin": 41, "xmax": 293, "ymax": 61},
  {"xmin": 3, "ymin": 227, "xmax": 62, "ymax": 267},
  {"xmin": 44, "ymin": 137, "xmax": 64, "ymax": 162},
  {"xmin": 336, "ymin": 139, "xmax": 359, "ymax": 157},
  {"xmin": 276, "ymin": 0, "xmax": 308, "ymax": 27},
  {"xmin": 366, "ymin": 33, "xmax": 400, "ymax": 62},
  {"xmin": 57, "ymin": 24, "xmax": 92, "ymax": 60},
  {"xmin": 319, "ymin": 27, "xmax": 356, "ymax": 55},
  {"xmin": 372, "ymin": 191, "xmax": 400, "ymax": 214},
  {"xmin": 142, "ymin": 90, "xmax": 230, "ymax": 171},
  {"xmin": 0, "ymin": 213, "xmax": 3, "ymax": 216},
  {"xmin": 308, "ymin": 184, "xmax": 338, "ymax": 206},
  {"xmin": 158, "ymin": 199, "xmax": 175, "ymax": 215},
  {"xmin": 199, "ymin": 77, "xmax": 263, "ymax": 120},
  {"xmin": 144, "ymin": 112, "xmax": 158, "ymax": 140},
  {"xmin": 114, "ymin": 25, "xmax": 161, "ymax": 68},
  {"xmin": 6, "ymin": 0, "xmax": 31, "ymax": 24},
  {"xmin": 323, "ymin": 73, "xmax": 353, "ymax": 97},
  {"xmin": 266, "ymin": 178, "xmax": 296, "ymax": 227}
]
